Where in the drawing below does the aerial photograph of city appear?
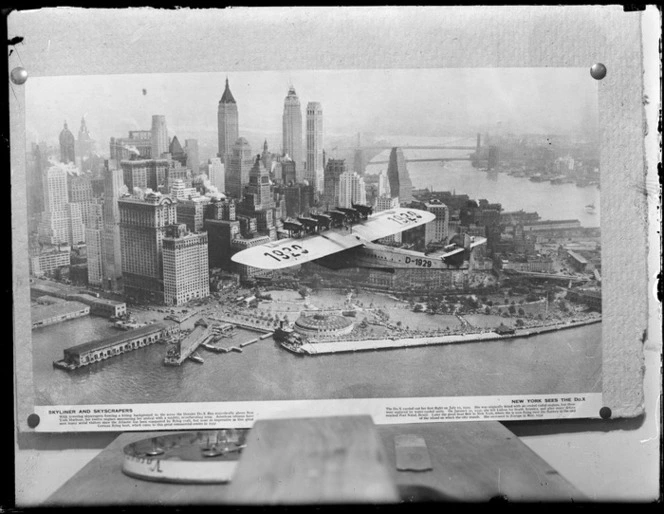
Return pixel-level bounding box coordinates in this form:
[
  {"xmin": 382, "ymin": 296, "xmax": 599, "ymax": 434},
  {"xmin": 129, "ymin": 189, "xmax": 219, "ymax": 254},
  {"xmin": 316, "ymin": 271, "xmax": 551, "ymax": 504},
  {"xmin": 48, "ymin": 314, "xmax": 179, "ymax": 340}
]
[{"xmin": 23, "ymin": 68, "xmax": 602, "ymax": 407}]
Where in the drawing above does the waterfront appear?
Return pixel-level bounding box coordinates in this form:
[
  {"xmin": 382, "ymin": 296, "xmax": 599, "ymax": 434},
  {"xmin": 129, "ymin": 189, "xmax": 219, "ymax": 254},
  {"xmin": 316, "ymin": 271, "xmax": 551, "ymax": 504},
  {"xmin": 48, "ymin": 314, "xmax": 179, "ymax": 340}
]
[
  {"xmin": 33, "ymin": 306, "xmax": 601, "ymax": 406},
  {"xmin": 366, "ymin": 140, "xmax": 601, "ymax": 227},
  {"xmin": 31, "ymin": 158, "xmax": 601, "ymax": 407}
]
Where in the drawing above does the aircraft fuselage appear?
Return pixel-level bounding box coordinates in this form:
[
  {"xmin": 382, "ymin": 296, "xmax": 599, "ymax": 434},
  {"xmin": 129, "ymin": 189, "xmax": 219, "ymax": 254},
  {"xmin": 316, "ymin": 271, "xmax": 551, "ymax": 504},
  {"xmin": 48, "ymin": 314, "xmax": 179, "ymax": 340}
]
[{"xmin": 350, "ymin": 243, "xmax": 468, "ymax": 270}]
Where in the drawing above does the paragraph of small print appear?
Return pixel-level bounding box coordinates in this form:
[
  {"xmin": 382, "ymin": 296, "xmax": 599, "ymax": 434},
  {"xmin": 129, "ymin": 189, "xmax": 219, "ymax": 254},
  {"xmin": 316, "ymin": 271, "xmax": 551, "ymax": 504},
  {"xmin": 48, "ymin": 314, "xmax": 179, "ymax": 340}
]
[
  {"xmin": 385, "ymin": 398, "xmax": 582, "ymax": 422},
  {"xmin": 53, "ymin": 408, "xmax": 255, "ymax": 430}
]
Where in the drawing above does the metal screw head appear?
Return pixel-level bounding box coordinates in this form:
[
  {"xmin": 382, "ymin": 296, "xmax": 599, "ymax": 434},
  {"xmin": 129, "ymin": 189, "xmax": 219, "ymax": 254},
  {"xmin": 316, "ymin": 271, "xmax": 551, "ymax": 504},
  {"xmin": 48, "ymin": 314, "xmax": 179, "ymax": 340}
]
[
  {"xmin": 10, "ymin": 66, "xmax": 28, "ymax": 85},
  {"xmin": 590, "ymin": 63, "xmax": 607, "ymax": 80}
]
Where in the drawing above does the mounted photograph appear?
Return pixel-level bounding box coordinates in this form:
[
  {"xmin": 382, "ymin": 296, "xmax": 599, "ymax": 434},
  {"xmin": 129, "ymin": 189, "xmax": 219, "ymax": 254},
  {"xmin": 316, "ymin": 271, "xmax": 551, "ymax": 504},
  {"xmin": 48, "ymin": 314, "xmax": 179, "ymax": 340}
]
[{"xmin": 20, "ymin": 67, "xmax": 603, "ymax": 428}]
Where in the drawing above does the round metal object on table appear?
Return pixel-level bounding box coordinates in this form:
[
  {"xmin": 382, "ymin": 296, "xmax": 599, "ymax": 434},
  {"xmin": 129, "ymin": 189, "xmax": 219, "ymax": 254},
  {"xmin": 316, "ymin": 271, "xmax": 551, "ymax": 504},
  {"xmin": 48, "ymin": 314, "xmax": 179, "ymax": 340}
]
[
  {"xmin": 590, "ymin": 63, "xmax": 607, "ymax": 80},
  {"xmin": 122, "ymin": 429, "xmax": 249, "ymax": 484}
]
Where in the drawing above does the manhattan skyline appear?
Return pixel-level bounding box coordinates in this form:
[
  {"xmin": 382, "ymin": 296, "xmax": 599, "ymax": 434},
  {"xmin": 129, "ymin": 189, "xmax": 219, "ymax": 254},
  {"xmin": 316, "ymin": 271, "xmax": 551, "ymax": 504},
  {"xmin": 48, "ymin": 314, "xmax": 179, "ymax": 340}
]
[{"xmin": 26, "ymin": 68, "xmax": 598, "ymax": 157}]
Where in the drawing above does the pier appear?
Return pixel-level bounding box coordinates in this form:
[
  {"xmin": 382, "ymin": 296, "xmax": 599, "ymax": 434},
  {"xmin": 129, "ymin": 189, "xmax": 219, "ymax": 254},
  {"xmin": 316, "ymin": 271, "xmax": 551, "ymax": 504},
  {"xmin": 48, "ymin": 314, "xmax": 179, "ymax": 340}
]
[
  {"xmin": 164, "ymin": 319, "xmax": 216, "ymax": 366},
  {"xmin": 207, "ymin": 315, "xmax": 274, "ymax": 335},
  {"xmin": 53, "ymin": 321, "xmax": 180, "ymax": 370},
  {"xmin": 297, "ymin": 318, "xmax": 601, "ymax": 355}
]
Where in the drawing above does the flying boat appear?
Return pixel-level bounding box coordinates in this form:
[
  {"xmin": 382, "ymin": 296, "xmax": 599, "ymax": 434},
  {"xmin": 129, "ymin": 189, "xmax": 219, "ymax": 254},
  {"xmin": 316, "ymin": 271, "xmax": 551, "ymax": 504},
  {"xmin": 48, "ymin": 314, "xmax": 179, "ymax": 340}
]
[{"xmin": 231, "ymin": 204, "xmax": 487, "ymax": 272}]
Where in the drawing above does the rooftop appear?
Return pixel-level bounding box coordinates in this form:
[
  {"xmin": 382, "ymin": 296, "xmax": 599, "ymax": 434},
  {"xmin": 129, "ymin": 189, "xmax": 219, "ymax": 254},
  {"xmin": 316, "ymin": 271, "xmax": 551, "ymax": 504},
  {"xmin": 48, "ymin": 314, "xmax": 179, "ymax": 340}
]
[
  {"xmin": 295, "ymin": 313, "xmax": 353, "ymax": 332},
  {"xmin": 220, "ymin": 78, "xmax": 236, "ymax": 104},
  {"xmin": 567, "ymin": 250, "xmax": 588, "ymax": 264},
  {"xmin": 32, "ymin": 301, "xmax": 89, "ymax": 322},
  {"xmin": 64, "ymin": 321, "xmax": 174, "ymax": 355}
]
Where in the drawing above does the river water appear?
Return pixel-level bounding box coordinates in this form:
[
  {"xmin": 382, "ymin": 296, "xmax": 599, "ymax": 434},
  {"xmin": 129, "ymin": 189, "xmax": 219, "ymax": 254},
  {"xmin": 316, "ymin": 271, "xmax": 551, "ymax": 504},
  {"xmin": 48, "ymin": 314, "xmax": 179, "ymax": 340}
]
[
  {"xmin": 33, "ymin": 316, "xmax": 601, "ymax": 406},
  {"xmin": 32, "ymin": 145, "xmax": 601, "ymax": 406},
  {"xmin": 366, "ymin": 137, "xmax": 601, "ymax": 227}
]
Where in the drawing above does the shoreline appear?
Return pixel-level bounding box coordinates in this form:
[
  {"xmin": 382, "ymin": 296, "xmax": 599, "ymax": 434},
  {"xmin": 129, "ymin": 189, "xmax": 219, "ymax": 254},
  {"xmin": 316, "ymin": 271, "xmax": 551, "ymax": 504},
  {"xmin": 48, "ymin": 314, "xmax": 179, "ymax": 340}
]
[{"xmin": 296, "ymin": 317, "xmax": 601, "ymax": 355}]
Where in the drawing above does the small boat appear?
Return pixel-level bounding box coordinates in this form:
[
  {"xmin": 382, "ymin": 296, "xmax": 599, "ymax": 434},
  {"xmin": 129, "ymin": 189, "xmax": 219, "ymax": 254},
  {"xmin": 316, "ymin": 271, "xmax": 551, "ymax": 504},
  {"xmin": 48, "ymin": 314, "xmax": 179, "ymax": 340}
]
[
  {"xmin": 188, "ymin": 352, "xmax": 204, "ymax": 364},
  {"xmin": 585, "ymin": 203, "xmax": 596, "ymax": 214}
]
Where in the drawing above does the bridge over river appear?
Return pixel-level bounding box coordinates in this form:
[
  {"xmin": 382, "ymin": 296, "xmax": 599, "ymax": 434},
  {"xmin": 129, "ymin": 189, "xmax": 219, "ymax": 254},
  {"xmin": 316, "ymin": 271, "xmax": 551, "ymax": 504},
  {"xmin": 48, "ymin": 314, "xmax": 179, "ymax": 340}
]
[{"xmin": 331, "ymin": 134, "xmax": 497, "ymax": 173}]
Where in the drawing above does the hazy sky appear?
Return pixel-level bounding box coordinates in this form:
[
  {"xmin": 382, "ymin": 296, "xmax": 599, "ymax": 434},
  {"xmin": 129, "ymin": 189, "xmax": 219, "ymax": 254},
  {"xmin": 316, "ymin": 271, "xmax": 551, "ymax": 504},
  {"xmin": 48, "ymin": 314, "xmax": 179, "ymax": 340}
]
[{"xmin": 25, "ymin": 68, "xmax": 597, "ymax": 154}]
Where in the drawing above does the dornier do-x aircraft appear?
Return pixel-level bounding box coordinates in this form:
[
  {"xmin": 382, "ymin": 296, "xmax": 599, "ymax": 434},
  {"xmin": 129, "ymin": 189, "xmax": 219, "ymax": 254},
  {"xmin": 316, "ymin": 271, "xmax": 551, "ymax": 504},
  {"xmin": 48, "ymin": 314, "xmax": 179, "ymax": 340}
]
[{"xmin": 231, "ymin": 204, "xmax": 487, "ymax": 272}]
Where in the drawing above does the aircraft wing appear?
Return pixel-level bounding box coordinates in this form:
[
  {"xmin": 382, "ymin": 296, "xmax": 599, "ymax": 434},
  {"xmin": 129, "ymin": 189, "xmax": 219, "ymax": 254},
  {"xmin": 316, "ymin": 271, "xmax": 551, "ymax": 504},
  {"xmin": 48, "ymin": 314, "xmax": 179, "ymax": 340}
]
[
  {"xmin": 440, "ymin": 247, "xmax": 464, "ymax": 259},
  {"xmin": 470, "ymin": 236, "xmax": 487, "ymax": 248},
  {"xmin": 231, "ymin": 207, "xmax": 434, "ymax": 270},
  {"xmin": 349, "ymin": 208, "xmax": 435, "ymax": 241}
]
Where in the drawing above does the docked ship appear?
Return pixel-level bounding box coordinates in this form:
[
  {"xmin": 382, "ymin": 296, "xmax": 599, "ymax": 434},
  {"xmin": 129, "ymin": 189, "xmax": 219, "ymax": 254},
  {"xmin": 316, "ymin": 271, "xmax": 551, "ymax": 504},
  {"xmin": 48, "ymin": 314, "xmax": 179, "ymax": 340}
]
[{"xmin": 273, "ymin": 323, "xmax": 306, "ymax": 355}]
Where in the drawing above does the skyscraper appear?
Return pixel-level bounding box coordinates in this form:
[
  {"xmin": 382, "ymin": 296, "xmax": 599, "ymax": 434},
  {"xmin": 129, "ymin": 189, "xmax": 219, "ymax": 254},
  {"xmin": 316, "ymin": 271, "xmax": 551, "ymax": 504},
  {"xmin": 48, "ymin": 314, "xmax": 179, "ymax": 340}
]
[
  {"xmin": 185, "ymin": 139, "xmax": 200, "ymax": 174},
  {"xmin": 386, "ymin": 147, "xmax": 413, "ymax": 204},
  {"xmin": 424, "ymin": 202, "xmax": 450, "ymax": 245},
  {"xmin": 217, "ymin": 78, "xmax": 239, "ymax": 164},
  {"xmin": 261, "ymin": 140, "xmax": 272, "ymax": 173},
  {"xmin": 378, "ymin": 170, "xmax": 390, "ymax": 196},
  {"xmin": 67, "ymin": 173, "xmax": 95, "ymax": 228},
  {"xmin": 110, "ymin": 130, "xmax": 152, "ymax": 162},
  {"xmin": 322, "ymin": 158, "xmax": 347, "ymax": 210},
  {"xmin": 338, "ymin": 171, "xmax": 366, "ymax": 208},
  {"xmin": 162, "ymin": 224, "xmax": 210, "ymax": 306},
  {"xmin": 59, "ymin": 121, "xmax": 76, "ymax": 164},
  {"xmin": 43, "ymin": 165, "xmax": 68, "ymax": 213},
  {"xmin": 207, "ymin": 157, "xmax": 225, "ymax": 193},
  {"xmin": 118, "ymin": 192, "xmax": 177, "ymax": 303},
  {"xmin": 244, "ymin": 155, "xmax": 273, "ymax": 212},
  {"xmin": 151, "ymin": 115, "xmax": 169, "ymax": 159},
  {"xmin": 226, "ymin": 137, "xmax": 253, "ymax": 199},
  {"xmin": 121, "ymin": 158, "xmax": 170, "ymax": 192},
  {"xmin": 77, "ymin": 117, "xmax": 94, "ymax": 171},
  {"xmin": 169, "ymin": 135, "xmax": 187, "ymax": 166},
  {"xmin": 38, "ymin": 165, "xmax": 85, "ymax": 246},
  {"xmin": 86, "ymin": 202, "xmax": 104, "ymax": 286},
  {"xmin": 306, "ymin": 101, "xmax": 324, "ymax": 193},
  {"xmin": 102, "ymin": 163, "xmax": 124, "ymax": 291},
  {"xmin": 282, "ymin": 86, "xmax": 303, "ymax": 176}
]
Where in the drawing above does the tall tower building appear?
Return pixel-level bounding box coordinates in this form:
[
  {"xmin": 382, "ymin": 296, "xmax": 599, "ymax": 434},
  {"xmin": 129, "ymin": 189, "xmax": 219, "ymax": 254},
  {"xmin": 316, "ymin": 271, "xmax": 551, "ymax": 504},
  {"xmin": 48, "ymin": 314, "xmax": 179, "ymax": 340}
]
[
  {"xmin": 226, "ymin": 137, "xmax": 253, "ymax": 199},
  {"xmin": 118, "ymin": 192, "xmax": 177, "ymax": 303},
  {"xmin": 306, "ymin": 101, "xmax": 324, "ymax": 193},
  {"xmin": 282, "ymin": 86, "xmax": 303, "ymax": 176},
  {"xmin": 244, "ymin": 155, "xmax": 273, "ymax": 211},
  {"xmin": 207, "ymin": 157, "xmax": 225, "ymax": 193},
  {"xmin": 162, "ymin": 224, "xmax": 210, "ymax": 306},
  {"xmin": 151, "ymin": 115, "xmax": 169, "ymax": 159},
  {"xmin": 217, "ymin": 78, "xmax": 239, "ymax": 164},
  {"xmin": 261, "ymin": 140, "xmax": 273, "ymax": 173},
  {"xmin": 185, "ymin": 139, "xmax": 200, "ymax": 174},
  {"xmin": 86, "ymin": 202, "xmax": 104, "ymax": 286},
  {"xmin": 338, "ymin": 171, "xmax": 366, "ymax": 208},
  {"xmin": 77, "ymin": 117, "xmax": 94, "ymax": 171},
  {"xmin": 38, "ymin": 165, "xmax": 85, "ymax": 246},
  {"xmin": 121, "ymin": 158, "xmax": 170, "ymax": 192},
  {"xmin": 386, "ymin": 147, "xmax": 413, "ymax": 204},
  {"xmin": 102, "ymin": 163, "xmax": 125, "ymax": 291},
  {"xmin": 424, "ymin": 202, "xmax": 450, "ymax": 245},
  {"xmin": 43, "ymin": 165, "xmax": 69, "ymax": 213},
  {"xmin": 378, "ymin": 170, "xmax": 390, "ymax": 197},
  {"xmin": 59, "ymin": 121, "xmax": 76, "ymax": 164},
  {"xmin": 322, "ymin": 158, "xmax": 347, "ymax": 210},
  {"xmin": 169, "ymin": 135, "xmax": 187, "ymax": 166}
]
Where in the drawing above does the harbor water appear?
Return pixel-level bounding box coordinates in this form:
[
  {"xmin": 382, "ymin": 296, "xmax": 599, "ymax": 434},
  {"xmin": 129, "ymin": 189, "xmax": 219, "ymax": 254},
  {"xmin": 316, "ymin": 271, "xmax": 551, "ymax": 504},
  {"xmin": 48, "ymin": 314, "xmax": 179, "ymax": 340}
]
[{"xmin": 32, "ymin": 316, "xmax": 601, "ymax": 406}]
